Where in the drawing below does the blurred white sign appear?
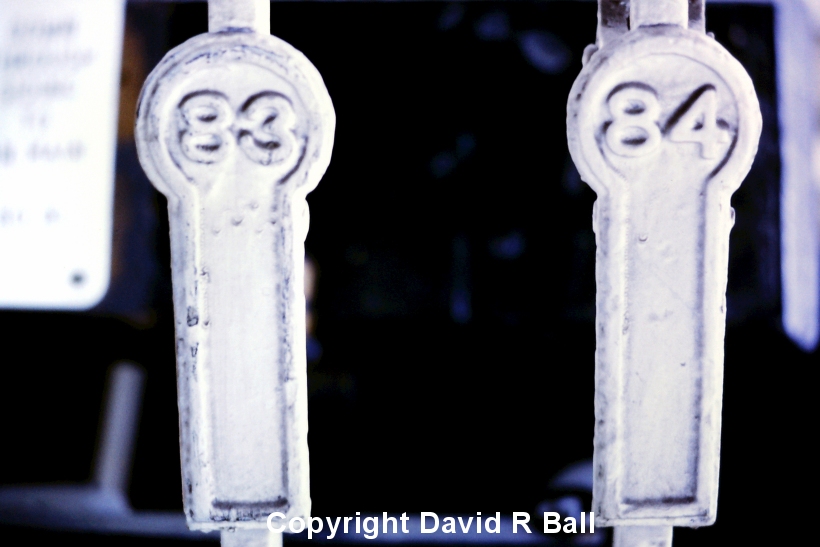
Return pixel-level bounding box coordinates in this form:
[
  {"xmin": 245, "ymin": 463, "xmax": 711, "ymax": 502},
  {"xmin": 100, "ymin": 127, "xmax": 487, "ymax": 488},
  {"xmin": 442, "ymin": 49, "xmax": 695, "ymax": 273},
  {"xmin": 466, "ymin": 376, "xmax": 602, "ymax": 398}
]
[{"xmin": 0, "ymin": 0, "xmax": 124, "ymax": 309}]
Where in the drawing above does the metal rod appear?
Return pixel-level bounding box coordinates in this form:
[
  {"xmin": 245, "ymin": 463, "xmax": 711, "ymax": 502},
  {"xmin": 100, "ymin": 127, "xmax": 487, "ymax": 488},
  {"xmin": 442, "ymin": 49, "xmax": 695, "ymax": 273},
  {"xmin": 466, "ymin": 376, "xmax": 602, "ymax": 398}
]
[
  {"xmin": 209, "ymin": 0, "xmax": 270, "ymax": 34},
  {"xmin": 222, "ymin": 529, "xmax": 283, "ymax": 547},
  {"xmin": 614, "ymin": 526, "xmax": 673, "ymax": 547},
  {"xmin": 92, "ymin": 362, "xmax": 146, "ymax": 494},
  {"xmin": 630, "ymin": 0, "xmax": 688, "ymax": 28}
]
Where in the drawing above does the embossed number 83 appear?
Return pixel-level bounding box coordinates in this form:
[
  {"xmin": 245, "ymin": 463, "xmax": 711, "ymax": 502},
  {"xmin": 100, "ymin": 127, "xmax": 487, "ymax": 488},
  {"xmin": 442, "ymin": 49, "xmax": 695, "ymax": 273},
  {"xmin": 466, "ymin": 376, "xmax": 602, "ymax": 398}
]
[
  {"xmin": 178, "ymin": 91, "xmax": 297, "ymax": 166},
  {"xmin": 605, "ymin": 83, "xmax": 730, "ymax": 159}
]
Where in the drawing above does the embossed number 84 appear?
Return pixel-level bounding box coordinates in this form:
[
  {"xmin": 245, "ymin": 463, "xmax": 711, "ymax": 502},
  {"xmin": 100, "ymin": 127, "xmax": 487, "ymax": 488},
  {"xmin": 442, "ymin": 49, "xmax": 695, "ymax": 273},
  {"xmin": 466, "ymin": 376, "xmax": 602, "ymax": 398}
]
[{"xmin": 605, "ymin": 83, "xmax": 731, "ymax": 160}]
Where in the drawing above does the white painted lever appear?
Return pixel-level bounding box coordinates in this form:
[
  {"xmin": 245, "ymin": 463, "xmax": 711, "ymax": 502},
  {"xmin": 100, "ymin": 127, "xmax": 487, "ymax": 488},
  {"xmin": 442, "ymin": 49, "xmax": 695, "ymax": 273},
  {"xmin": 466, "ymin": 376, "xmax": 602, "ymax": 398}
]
[
  {"xmin": 136, "ymin": 0, "xmax": 334, "ymax": 533},
  {"xmin": 568, "ymin": 0, "xmax": 760, "ymax": 544}
]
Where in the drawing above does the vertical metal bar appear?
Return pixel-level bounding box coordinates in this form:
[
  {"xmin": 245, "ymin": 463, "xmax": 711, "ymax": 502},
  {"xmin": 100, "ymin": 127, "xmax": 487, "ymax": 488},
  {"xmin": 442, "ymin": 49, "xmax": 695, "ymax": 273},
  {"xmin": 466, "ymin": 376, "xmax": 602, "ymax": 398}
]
[
  {"xmin": 92, "ymin": 362, "xmax": 145, "ymax": 494},
  {"xmin": 630, "ymin": 0, "xmax": 688, "ymax": 28},
  {"xmin": 136, "ymin": 0, "xmax": 335, "ymax": 532},
  {"xmin": 614, "ymin": 526, "xmax": 673, "ymax": 547},
  {"xmin": 597, "ymin": 0, "xmax": 630, "ymax": 49},
  {"xmin": 209, "ymin": 0, "xmax": 270, "ymax": 34},
  {"xmin": 688, "ymin": 0, "xmax": 706, "ymax": 33},
  {"xmin": 568, "ymin": 2, "xmax": 761, "ymax": 546},
  {"xmin": 222, "ymin": 529, "xmax": 283, "ymax": 547},
  {"xmin": 776, "ymin": 0, "xmax": 820, "ymax": 351}
]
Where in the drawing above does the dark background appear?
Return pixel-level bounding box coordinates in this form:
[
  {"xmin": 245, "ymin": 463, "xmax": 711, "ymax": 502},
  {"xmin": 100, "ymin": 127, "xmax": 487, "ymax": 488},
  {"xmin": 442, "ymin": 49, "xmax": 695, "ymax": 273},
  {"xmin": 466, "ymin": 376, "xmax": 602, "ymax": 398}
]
[{"xmin": 0, "ymin": 2, "xmax": 812, "ymax": 546}]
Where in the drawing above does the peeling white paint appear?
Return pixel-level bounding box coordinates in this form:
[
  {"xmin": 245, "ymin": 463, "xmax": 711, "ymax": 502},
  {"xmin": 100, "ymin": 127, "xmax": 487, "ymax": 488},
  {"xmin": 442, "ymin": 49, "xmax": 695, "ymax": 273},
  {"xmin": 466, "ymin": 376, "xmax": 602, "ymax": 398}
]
[{"xmin": 135, "ymin": 0, "xmax": 334, "ymax": 533}]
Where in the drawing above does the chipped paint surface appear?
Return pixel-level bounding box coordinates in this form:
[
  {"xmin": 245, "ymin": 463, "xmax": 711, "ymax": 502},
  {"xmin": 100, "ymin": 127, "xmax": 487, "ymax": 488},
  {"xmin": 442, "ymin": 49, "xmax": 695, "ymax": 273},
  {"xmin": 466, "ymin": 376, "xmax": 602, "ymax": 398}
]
[
  {"xmin": 136, "ymin": 18, "xmax": 334, "ymax": 531},
  {"xmin": 567, "ymin": 1, "xmax": 760, "ymax": 532}
]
